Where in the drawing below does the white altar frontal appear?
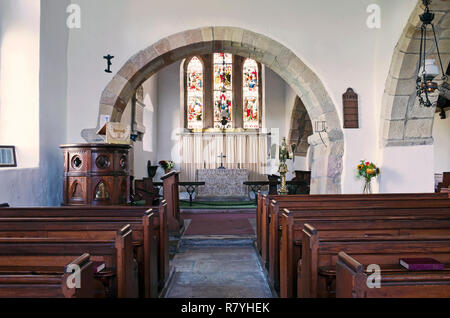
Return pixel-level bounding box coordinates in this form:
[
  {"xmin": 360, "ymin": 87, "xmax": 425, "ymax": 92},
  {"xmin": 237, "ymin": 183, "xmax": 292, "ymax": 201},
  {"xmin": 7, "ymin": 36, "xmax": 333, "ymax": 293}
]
[{"xmin": 196, "ymin": 169, "xmax": 248, "ymax": 199}]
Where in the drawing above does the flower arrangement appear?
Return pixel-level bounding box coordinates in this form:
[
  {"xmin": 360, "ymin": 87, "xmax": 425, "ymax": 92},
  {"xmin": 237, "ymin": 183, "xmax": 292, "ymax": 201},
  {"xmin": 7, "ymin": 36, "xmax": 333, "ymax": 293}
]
[
  {"xmin": 159, "ymin": 160, "xmax": 174, "ymax": 174},
  {"xmin": 356, "ymin": 160, "xmax": 380, "ymax": 194}
]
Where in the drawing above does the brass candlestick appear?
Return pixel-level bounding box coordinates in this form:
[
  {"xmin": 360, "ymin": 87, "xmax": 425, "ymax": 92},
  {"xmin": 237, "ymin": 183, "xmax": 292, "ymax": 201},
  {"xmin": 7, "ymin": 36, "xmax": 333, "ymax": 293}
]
[{"xmin": 278, "ymin": 162, "xmax": 289, "ymax": 195}]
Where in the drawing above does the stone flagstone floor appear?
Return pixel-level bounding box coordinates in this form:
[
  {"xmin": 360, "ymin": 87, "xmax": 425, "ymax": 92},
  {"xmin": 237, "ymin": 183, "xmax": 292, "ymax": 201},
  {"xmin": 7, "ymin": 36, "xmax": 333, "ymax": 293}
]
[{"xmin": 165, "ymin": 245, "xmax": 273, "ymax": 298}]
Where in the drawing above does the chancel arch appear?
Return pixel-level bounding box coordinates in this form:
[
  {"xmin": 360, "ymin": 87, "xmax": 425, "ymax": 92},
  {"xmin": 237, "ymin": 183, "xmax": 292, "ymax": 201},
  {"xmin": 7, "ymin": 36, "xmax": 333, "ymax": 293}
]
[
  {"xmin": 288, "ymin": 96, "xmax": 313, "ymax": 158},
  {"xmin": 82, "ymin": 27, "xmax": 344, "ymax": 194}
]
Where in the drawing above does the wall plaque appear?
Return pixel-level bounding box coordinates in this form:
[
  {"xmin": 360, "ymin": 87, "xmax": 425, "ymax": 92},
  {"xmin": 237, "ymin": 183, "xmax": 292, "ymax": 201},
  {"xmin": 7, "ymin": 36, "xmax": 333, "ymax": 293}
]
[{"xmin": 343, "ymin": 88, "xmax": 359, "ymax": 129}]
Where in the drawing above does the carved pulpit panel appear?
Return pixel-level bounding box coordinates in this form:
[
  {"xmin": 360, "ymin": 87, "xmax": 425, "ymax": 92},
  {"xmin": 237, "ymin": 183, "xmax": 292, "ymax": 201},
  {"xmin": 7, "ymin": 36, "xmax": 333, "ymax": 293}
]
[{"xmin": 68, "ymin": 177, "xmax": 87, "ymax": 205}]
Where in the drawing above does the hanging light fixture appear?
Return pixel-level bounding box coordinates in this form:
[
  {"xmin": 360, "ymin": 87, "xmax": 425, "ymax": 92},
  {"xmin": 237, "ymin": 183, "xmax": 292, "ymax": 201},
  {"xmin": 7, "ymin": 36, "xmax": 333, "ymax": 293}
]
[{"xmin": 416, "ymin": 0, "xmax": 448, "ymax": 107}]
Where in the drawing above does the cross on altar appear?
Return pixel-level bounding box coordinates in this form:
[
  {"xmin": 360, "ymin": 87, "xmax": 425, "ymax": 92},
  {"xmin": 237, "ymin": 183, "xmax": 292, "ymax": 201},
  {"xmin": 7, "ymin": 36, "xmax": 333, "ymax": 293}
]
[{"xmin": 218, "ymin": 152, "xmax": 226, "ymax": 169}]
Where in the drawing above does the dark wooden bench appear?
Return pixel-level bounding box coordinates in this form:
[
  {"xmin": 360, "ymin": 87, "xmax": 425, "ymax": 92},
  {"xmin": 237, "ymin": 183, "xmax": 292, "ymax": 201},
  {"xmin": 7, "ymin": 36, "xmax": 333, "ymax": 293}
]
[
  {"xmin": 267, "ymin": 197, "xmax": 450, "ymax": 291},
  {"xmin": 257, "ymin": 192, "xmax": 449, "ymax": 267},
  {"xmin": 336, "ymin": 251, "xmax": 450, "ymax": 298},
  {"xmin": 280, "ymin": 211, "xmax": 450, "ymax": 297},
  {"xmin": 0, "ymin": 211, "xmax": 159, "ymax": 297},
  {"xmin": 0, "ymin": 253, "xmax": 94, "ymax": 298},
  {"xmin": 257, "ymin": 192, "xmax": 450, "ymax": 254},
  {"xmin": 300, "ymin": 225, "xmax": 450, "ymax": 298},
  {"xmin": 0, "ymin": 225, "xmax": 137, "ymax": 298},
  {"xmin": 0, "ymin": 201, "xmax": 169, "ymax": 295}
]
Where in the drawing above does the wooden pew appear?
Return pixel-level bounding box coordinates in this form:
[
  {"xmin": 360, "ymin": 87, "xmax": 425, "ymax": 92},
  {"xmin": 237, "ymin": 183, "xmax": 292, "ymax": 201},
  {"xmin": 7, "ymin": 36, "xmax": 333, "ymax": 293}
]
[
  {"xmin": 280, "ymin": 211, "xmax": 450, "ymax": 297},
  {"xmin": 336, "ymin": 251, "xmax": 450, "ymax": 298},
  {"xmin": 161, "ymin": 171, "xmax": 182, "ymax": 234},
  {"xmin": 257, "ymin": 192, "xmax": 450, "ymax": 254},
  {"xmin": 257, "ymin": 192, "xmax": 448, "ymax": 268},
  {"xmin": 257, "ymin": 192, "xmax": 449, "ymax": 250},
  {"xmin": 0, "ymin": 225, "xmax": 138, "ymax": 298},
  {"xmin": 300, "ymin": 225, "xmax": 450, "ymax": 298},
  {"xmin": 0, "ymin": 253, "xmax": 94, "ymax": 298},
  {"xmin": 267, "ymin": 197, "xmax": 450, "ymax": 290},
  {"xmin": 437, "ymin": 172, "xmax": 450, "ymax": 193},
  {"xmin": 0, "ymin": 211, "xmax": 159, "ymax": 298},
  {"xmin": 0, "ymin": 201, "xmax": 169, "ymax": 292}
]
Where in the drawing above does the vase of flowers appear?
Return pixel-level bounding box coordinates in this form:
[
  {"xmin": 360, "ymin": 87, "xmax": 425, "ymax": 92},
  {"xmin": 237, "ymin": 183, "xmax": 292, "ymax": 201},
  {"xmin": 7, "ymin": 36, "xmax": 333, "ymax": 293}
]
[
  {"xmin": 159, "ymin": 160, "xmax": 174, "ymax": 174},
  {"xmin": 356, "ymin": 160, "xmax": 380, "ymax": 194}
]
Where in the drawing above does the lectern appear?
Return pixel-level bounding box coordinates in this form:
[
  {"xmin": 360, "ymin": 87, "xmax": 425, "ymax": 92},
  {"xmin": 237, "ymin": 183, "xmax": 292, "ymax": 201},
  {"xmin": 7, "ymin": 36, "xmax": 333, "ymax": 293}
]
[{"xmin": 60, "ymin": 143, "xmax": 130, "ymax": 206}]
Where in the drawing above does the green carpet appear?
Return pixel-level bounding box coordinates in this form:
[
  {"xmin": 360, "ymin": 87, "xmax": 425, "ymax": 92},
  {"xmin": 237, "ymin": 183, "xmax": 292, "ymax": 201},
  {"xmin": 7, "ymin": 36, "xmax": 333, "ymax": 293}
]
[{"xmin": 180, "ymin": 200, "xmax": 256, "ymax": 209}]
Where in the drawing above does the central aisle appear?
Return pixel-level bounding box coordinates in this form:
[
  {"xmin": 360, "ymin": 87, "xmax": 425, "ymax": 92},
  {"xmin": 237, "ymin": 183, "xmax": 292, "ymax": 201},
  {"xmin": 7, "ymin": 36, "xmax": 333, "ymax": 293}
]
[
  {"xmin": 165, "ymin": 246, "xmax": 273, "ymax": 298},
  {"xmin": 164, "ymin": 211, "xmax": 274, "ymax": 298}
]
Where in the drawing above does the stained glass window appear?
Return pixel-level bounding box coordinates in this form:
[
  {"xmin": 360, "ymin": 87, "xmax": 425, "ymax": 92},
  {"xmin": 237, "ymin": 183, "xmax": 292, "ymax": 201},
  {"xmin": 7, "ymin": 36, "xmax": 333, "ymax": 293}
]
[
  {"xmin": 213, "ymin": 53, "xmax": 232, "ymax": 129},
  {"xmin": 186, "ymin": 56, "xmax": 203, "ymax": 129},
  {"xmin": 243, "ymin": 58, "xmax": 259, "ymax": 129}
]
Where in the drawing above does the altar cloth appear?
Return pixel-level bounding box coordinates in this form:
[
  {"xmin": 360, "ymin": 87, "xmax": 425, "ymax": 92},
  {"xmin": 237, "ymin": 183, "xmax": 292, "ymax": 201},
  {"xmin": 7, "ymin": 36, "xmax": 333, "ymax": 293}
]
[{"xmin": 196, "ymin": 169, "xmax": 248, "ymax": 198}]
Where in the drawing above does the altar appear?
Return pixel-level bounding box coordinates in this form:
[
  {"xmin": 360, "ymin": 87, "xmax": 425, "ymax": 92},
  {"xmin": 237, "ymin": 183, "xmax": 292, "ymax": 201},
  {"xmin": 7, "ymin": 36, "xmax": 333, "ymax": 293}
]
[{"xmin": 196, "ymin": 169, "xmax": 248, "ymax": 199}]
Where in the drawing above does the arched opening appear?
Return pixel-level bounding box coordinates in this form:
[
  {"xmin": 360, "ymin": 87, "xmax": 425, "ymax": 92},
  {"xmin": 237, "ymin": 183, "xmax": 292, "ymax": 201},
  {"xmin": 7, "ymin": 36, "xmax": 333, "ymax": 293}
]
[
  {"xmin": 82, "ymin": 27, "xmax": 344, "ymax": 194},
  {"xmin": 380, "ymin": 1, "xmax": 450, "ymax": 147},
  {"xmin": 288, "ymin": 96, "xmax": 313, "ymax": 159},
  {"xmin": 379, "ymin": 1, "xmax": 449, "ymax": 193}
]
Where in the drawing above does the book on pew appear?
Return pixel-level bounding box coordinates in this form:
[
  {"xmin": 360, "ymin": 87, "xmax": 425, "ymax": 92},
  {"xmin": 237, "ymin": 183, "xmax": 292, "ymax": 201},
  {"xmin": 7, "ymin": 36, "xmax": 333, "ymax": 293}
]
[
  {"xmin": 92, "ymin": 261, "xmax": 106, "ymax": 273},
  {"xmin": 399, "ymin": 258, "xmax": 444, "ymax": 271}
]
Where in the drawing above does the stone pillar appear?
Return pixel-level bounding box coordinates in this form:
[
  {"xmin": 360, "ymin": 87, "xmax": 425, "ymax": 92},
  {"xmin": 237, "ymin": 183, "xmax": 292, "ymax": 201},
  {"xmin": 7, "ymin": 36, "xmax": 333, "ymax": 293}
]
[{"xmin": 308, "ymin": 132, "xmax": 343, "ymax": 194}]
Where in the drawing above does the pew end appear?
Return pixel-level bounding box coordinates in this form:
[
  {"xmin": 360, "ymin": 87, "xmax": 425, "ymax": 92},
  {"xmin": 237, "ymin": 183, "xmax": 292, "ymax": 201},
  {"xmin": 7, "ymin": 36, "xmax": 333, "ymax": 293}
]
[
  {"xmin": 0, "ymin": 253, "xmax": 95, "ymax": 298},
  {"xmin": 62, "ymin": 253, "xmax": 95, "ymax": 298},
  {"xmin": 336, "ymin": 252, "xmax": 450, "ymax": 298},
  {"xmin": 335, "ymin": 251, "xmax": 365, "ymax": 298}
]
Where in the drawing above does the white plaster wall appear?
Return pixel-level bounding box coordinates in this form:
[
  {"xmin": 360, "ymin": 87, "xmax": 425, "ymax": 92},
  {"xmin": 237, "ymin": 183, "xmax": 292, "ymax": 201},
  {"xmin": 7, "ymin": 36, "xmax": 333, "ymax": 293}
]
[
  {"xmin": 265, "ymin": 67, "xmax": 289, "ymax": 177},
  {"xmin": 64, "ymin": 0, "xmax": 419, "ymax": 193},
  {"xmin": 433, "ymin": 111, "xmax": 450, "ymax": 174},
  {"xmin": 133, "ymin": 73, "xmax": 159, "ymax": 179},
  {"xmin": 379, "ymin": 145, "xmax": 435, "ymax": 193},
  {"xmin": 152, "ymin": 61, "xmax": 182, "ymax": 181},
  {"xmin": 142, "ymin": 75, "xmax": 159, "ymax": 158},
  {"xmin": 0, "ymin": 0, "xmax": 69, "ymax": 206}
]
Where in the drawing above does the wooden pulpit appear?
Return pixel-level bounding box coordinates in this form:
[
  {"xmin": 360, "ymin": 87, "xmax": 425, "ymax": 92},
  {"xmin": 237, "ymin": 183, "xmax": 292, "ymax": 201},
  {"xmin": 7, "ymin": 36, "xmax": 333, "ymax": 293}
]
[{"xmin": 60, "ymin": 143, "xmax": 131, "ymax": 206}]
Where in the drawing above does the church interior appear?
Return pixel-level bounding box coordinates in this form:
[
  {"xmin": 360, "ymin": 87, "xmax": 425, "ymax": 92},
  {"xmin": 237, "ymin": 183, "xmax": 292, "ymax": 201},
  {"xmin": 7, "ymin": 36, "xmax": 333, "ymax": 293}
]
[{"xmin": 0, "ymin": 0, "xmax": 450, "ymax": 301}]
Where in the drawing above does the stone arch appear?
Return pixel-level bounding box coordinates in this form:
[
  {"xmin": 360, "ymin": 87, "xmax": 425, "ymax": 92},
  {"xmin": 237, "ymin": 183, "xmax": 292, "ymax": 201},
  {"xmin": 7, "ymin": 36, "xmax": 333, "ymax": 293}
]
[
  {"xmin": 82, "ymin": 26, "xmax": 344, "ymax": 194},
  {"xmin": 380, "ymin": 1, "xmax": 450, "ymax": 147},
  {"xmin": 287, "ymin": 96, "xmax": 313, "ymax": 157}
]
